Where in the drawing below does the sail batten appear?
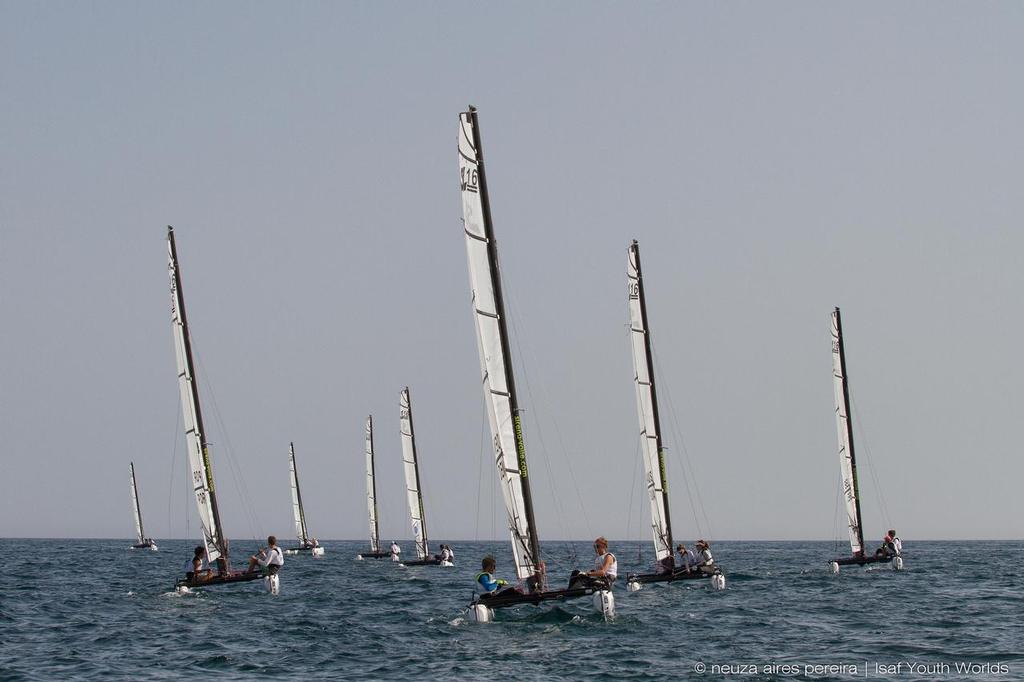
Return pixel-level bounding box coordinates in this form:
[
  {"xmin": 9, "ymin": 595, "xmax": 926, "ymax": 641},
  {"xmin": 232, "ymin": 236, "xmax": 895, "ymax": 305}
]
[
  {"xmin": 168, "ymin": 226, "xmax": 226, "ymax": 566},
  {"xmin": 459, "ymin": 107, "xmax": 540, "ymax": 582},
  {"xmin": 627, "ymin": 241, "xmax": 674, "ymax": 563},
  {"xmin": 832, "ymin": 307, "xmax": 865, "ymax": 555},
  {"xmin": 399, "ymin": 387, "xmax": 429, "ymax": 560},
  {"xmin": 365, "ymin": 415, "xmax": 380, "ymax": 553}
]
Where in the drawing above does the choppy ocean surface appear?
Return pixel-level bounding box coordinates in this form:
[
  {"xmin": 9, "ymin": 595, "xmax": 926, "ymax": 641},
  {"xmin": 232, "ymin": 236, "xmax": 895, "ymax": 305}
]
[{"xmin": 1, "ymin": 539, "xmax": 1021, "ymax": 680}]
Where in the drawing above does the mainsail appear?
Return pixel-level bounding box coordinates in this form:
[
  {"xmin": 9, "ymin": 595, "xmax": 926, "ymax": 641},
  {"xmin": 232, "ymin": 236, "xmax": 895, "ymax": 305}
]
[
  {"xmin": 459, "ymin": 106, "xmax": 540, "ymax": 582},
  {"xmin": 289, "ymin": 442, "xmax": 310, "ymax": 545},
  {"xmin": 168, "ymin": 226, "xmax": 226, "ymax": 567},
  {"xmin": 399, "ymin": 387, "xmax": 429, "ymax": 560},
  {"xmin": 627, "ymin": 240, "xmax": 673, "ymax": 563},
  {"xmin": 832, "ymin": 307, "xmax": 865, "ymax": 556},
  {"xmin": 365, "ymin": 415, "xmax": 380, "ymax": 554},
  {"xmin": 129, "ymin": 461, "xmax": 146, "ymax": 544}
]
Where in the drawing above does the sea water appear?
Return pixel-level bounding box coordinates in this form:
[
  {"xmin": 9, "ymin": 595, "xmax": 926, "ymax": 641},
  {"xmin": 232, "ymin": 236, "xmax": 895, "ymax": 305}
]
[{"xmin": 1, "ymin": 540, "xmax": 1020, "ymax": 680}]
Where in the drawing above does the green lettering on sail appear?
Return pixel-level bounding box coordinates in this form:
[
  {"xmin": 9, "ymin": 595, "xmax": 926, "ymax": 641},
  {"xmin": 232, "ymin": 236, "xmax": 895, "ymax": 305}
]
[
  {"xmin": 514, "ymin": 415, "xmax": 528, "ymax": 479},
  {"xmin": 658, "ymin": 447, "xmax": 668, "ymax": 493},
  {"xmin": 202, "ymin": 446, "xmax": 215, "ymax": 493}
]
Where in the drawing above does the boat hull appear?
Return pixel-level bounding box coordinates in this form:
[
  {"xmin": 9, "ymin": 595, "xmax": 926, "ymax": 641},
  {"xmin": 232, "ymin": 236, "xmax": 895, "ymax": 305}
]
[
  {"xmin": 832, "ymin": 554, "xmax": 894, "ymax": 566},
  {"xmin": 358, "ymin": 551, "xmax": 392, "ymax": 559},
  {"xmin": 174, "ymin": 571, "xmax": 265, "ymax": 589},
  {"xmin": 627, "ymin": 566, "xmax": 722, "ymax": 584}
]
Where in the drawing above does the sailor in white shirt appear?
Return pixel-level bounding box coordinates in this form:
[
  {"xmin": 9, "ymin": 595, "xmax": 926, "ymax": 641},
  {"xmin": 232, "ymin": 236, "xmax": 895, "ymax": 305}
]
[
  {"xmin": 390, "ymin": 541, "xmax": 401, "ymax": 560},
  {"xmin": 247, "ymin": 535, "xmax": 285, "ymax": 575}
]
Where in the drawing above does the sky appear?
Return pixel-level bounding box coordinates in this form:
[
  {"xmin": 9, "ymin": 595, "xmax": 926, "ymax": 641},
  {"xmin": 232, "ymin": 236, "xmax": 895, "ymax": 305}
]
[{"xmin": 1, "ymin": 2, "xmax": 1021, "ymax": 543}]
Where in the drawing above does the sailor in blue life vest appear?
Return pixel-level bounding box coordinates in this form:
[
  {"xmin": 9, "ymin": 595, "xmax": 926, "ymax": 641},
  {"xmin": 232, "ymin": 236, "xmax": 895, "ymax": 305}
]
[
  {"xmin": 246, "ymin": 535, "xmax": 284, "ymax": 576},
  {"xmin": 184, "ymin": 545, "xmax": 212, "ymax": 583},
  {"xmin": 568, "ymin": 537, "xmax": 617, "ymax": 590},
  {"xmin": 476, "ymin": 555, "xmax": 516, "ymax": 595}
]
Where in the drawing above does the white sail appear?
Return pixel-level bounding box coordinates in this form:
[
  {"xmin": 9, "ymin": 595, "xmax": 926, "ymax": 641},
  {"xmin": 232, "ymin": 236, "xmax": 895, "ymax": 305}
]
[
  {"xmin": 399, "ymin": 387, "xmax": 429, "ymax": 560},
  {"xmin": 832, "ymin": 308, "xmax": 863, "ymax": 555},
  {"xmin": 288, "ymin": 443, "xmax": 308, "ymax": 544},
  {"xmin": 129, "ymin": 462, "xmax": 144, "ymax": 544},
  {"xmin": 459, "ymin": 109, "xmax": 537, "ymax": 581},
  {"xmin": 365, "ymin": 415, "xmax": 380, "ymax": 553},
  {"xmin": 168, "ymin": 230, "xmax": 223, "ymax": 564},
  {"xmin": 627, "ymin": 242, "xmax": 673, "ymax": 563}
]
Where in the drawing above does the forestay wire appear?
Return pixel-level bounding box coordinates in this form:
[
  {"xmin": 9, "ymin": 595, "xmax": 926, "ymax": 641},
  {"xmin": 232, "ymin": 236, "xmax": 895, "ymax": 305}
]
[
  {"xmin": 850, "ymin": 396, "xmax": 894, "ymax": 532},
  {"xmin": 650, "ymin": 344, "xmax": 714, "ymax": 542},
  {"xmin": 195, "ymin": 351, "xmax": 263, "ymax": 553},
  {"xmin": 503, "ymin": 281, "xmax": 588, "ymax": 567}
]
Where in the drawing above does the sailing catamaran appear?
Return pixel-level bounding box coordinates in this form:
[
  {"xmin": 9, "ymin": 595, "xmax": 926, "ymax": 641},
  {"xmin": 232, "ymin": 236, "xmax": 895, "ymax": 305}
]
[
  {"xmin": 285, "ymin": 442, "xmax": 325, "ymax": 556},
  {"xmin": 398, "ymin": 387, "xmax": 451, "ymax": 567},
  {"xmin": 622, "ymin": 240, "xmax": 724, "ymax": 591},
  {"xmin": 129, "ymin": 462, "xmax": 158, "ymax": 550},
  {"xmin": 828, "ymin": 307, "xmax": 903, "ymax": 572},
  {"xmin": 459, "ymin": 106, "xmax": 614, "ymax": 622},
  {"xmin": 357, "ymin": 415, "xmax": 391, "ymax": 559},
  {"xmin": 168, "ymin": 226, "xmax": 265, "ymax": 590}
]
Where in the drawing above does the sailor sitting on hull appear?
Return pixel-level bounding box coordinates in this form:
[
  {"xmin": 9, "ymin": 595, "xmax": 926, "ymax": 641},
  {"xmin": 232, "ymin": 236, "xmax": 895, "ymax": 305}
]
[
  {"xmin": 246, "ymin": 536, "xmax": 284, "ymax": 576},
  {"xmin": 675, "ymin": 543, "xmax": 698, "ymax": 573},
  {"xmin": 693, "ymin": 540, "xmax": 716, "ymax": 574},
  {"xmin": 569, "ymin": 537, "xmax": 617, "ymax": 590},
  {"xmin": 875, "ymin": 529, "xmax": 902, "ymax": 558},
  {"xmin": 476, "ymin": 555, "xmax": 518, "ymax": 597},
  {"xmin": 184, "ymin": 545, "xmax": 213, "ymax": 583}
]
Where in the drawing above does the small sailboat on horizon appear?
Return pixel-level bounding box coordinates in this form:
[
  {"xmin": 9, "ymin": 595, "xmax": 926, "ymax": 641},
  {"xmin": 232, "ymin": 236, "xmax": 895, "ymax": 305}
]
[
  {"xmin": 129, "ymin": 462, "xmax": 158, "ymax": 551},
  {"xmin": 357, "ymin": 415, "xmax": 392, "ymax": 560},
  {"xmin": 828, "ymin": 307, "xmax": 903, "ymax": 573},
  {"xmin": 622, "ymin": 240, "xmax": 724, "ymax": 591},
  {"xmin": 285, "ymin": 442, "xmax": 325, "ymax": 556},
  {"xmin": 459, "ymin": 106, "xmax": 613, "ymax": 622},
  {"xmin": 398, "ymin": 387, "xmax": 452, "ymax": 567},
  {"xmin": 167, "ymin": 226, "xmax": 269, "ymax": 592}
]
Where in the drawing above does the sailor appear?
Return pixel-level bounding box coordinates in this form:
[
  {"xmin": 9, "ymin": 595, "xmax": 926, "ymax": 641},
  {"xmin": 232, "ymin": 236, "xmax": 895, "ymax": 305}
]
[
  {"xmin": 446, "ymin": 544, "xmax": 455, "ymax": 562},
  {"xmin": 390, "ymin": 541, "xmax": 401, "ymax": 560},
  {"xmin": 246, "ymin": 535, "xmax": 284, "ymax": 576},
  {"xmin": 438, "ymin": 545, "xmax": 452, "ymax": 562},
  {"xmin": 888, "ymin": 530, "xmax": 902, "ymax": 556},
  {"xmin": 569, "ymin": 537, "xmax": 617, "ymax": 590},
  {"xmin": 476, "ymin": 555, "xmax": 515, "ymax": 595},
  {"xmin": 184, "ymin": 545, "xmax": 212, "ymax": 583},
  {"xmin": 676, "ymin": 543, "xmax": 697, "ymax": 572},
  {"xmin": 694, "ymin": 540, "xmax": 715, "ymax": 573}
]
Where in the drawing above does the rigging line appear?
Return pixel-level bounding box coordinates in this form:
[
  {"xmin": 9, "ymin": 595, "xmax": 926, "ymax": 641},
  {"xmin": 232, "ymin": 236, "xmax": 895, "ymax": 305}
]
[
  {"xmin": 850, "ymin": 395, "xmax": 894, "ymax": 531},
  {"xmin": 194, "ymin": 351, "xmax": 262, "ymax": 547},
  {"xmin": 833, "ymin": 471, "xmax": 843, "ymax": 553},
  {"xmin": 650, "ymin": 345, "xmax": 713, "ymax": 540},
  {"xmin": 166, "ymin": 400, "xmax": 182, "ymax": 539},
  {"xmin": 503, "ymin": 279, "xmax": 590, "ymax": 546},
  {"xmin": 475, "ymin": 400, "xmax": 486, "ymax": 542}
]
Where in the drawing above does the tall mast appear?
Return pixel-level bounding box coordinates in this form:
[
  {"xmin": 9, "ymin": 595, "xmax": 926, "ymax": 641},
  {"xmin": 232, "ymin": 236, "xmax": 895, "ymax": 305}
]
[
  {"xmin": 289, "ymin": 442, "xmax": 309, "ymax": 544},
  {"xmin": 459, "ymin": 106, "xmax": 541, "ymax": 581},
  {"xmin": 628, "ymin": 240, "xmax": 674, "ymax": 560},
  {"xmin": 365, "ymin": 415, "xmax": 380, "ymax": 553},
  {"xmin": 400, "ymin": 387, "xmax": 430, "ymax": 560},
  {"xmin": 832, "ymin": 307, "xmax": 865, "ymax": 555},
  {"xmin": 168, "ymin": 226, "xmax": 228, "ymax": 567},
  {"xmin": 130, "ymin": 461, "xmax": 145, "ymax": 543}
]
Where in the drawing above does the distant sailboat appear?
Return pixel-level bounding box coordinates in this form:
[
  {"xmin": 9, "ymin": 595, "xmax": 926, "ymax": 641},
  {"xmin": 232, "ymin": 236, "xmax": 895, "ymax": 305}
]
[
  {"xmin": 357, "ymin": 416, "xmax": 391, "ymax": 559},
  {"xmin": 622, "ymin": 240, "xmax": 724, "ymax": 591},
  {"xmin": 459, "ymin": 106, "xmax": 614, "ymax": 621},
  {"xmin": 398, "ymin": 387, "xmax": 451, "ymax": 567},
  {"xmin": 129, "ymin": 462, "xmax": 158, "ymax": 550},
  {"xmin": 285, "ymin": 442, "xmax": 325, "ymax": 556},
  {"xmin": 168, "ymin": 226, "xmax": 266, "ymax": 590},
  {"xmin": 828, "ymin": 307, "xmax": 903, "ymax": 572}
]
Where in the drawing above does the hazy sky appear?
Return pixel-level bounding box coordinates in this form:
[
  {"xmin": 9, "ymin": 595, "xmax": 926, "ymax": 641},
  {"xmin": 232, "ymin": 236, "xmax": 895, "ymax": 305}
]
[{"xmin": 2, "ymin": 2, "xmax": 1021, "ymax": 543}]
